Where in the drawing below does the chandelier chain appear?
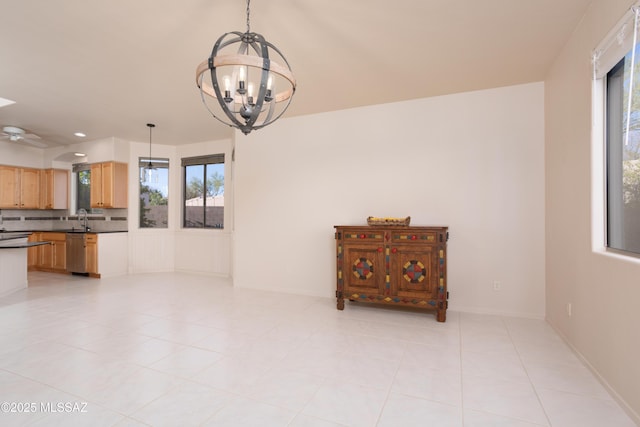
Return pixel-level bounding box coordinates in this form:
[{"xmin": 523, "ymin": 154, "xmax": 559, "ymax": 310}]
[{"xmin": 246, "ymin": 0, "xmax": 251, "ymax": 33}]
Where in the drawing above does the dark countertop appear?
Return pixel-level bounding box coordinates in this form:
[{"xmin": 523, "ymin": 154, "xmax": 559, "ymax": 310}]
[
  {"xmin": 0, "ymin": 232, "xmax": 32, "ymax": 241},
  {"xmin": 45, "ymin": 229, "xmax": 128, "ymax": 234},
  {"xmin": 0, "ymin": 229, "xmax": 127, "ymax": 235},
  {"xmin": 0, "ymin": 234, "xmax": 49, "ymax": 249},
  {"xmin": 0, "ymin": 241, "xmax": 50, "ymax": 249}
]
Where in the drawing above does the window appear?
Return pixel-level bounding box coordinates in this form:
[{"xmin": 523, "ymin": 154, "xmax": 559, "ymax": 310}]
[
  {"xmin": 599, "ymin": 5, "xmax": 640, "ymax": 255},
  {"xmin": 73, "ymin": 163, "xmax": 91, "ymax": 211},
  {"xmin": 139, "ymin": 157, "xmax": 169, "ymax": 228},
  {"xmin": 182, "ymin": 154, "xmax": 224, "ymax": 229}
]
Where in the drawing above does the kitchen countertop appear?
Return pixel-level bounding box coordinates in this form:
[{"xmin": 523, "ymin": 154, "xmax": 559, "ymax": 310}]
[
  {"xmin": 0, "ymin": 241, "xmax": 51, "ymax": 249},
  {"xmin": 0, "ymin": 234, "xmax": 50, "ymax": 249},
  {"xmin": 0, "ymin": 229, "xmax": 128, "ymax": 234}
]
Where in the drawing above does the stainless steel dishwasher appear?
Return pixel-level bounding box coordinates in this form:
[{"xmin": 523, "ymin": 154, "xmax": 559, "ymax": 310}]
[{"xmin": 66, "ymin": 233, "xmax": 87, "ymax": 273}]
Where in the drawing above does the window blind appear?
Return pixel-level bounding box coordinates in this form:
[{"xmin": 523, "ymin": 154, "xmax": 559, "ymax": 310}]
[
  {"xmin": 72, "ymin": 162, "xmax": 90, "ymax": 173},
  {"xmin": 181, "ymin": 154, "xmax": 224, "ymax": 167}
]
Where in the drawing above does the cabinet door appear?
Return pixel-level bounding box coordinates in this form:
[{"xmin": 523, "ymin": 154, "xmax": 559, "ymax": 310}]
[
  {"xmin": 27, "ymin": 233, "xmax": 40, "ymax": 268},
  {"xmin": 341, "ymin": 242, "xmax": 386, "ymax": 298},
  {"xmin": 112, "ymin": 162, "xmax": 128, "ymax": 208},
  {"xmin": 52, "ymin": 169, "xmax": 69, "ymax": 209},
  {"xmin": 86, "ymin": 235, "xmax": 98, "ymax": 274},
  {"xmin": 40, "ymin": 242, "xmax": 53, "ymax": 269},
  {"xmin": 40, "ymin": 169, "xmax": 68, "ymax": 209},
  {"xmin": 101, "ymin": 162, "xmax": 114, "ymax": 207},
  {"xmin": 0, "ymin": 166, "xmax": 19, "ymax": 208},
  {"xmin": 20, "ymin": 168, "xmax": 40, "ymax": 209},
  {"xmin": 90, "ymin": 163, "xmax": 103, "ymax": 207},
  {"xmin": 52, "ymin": 241, "xmax": 66, "ymax": 271},
  {"xmin": 86, "ymin": 244, "xmax": 97, "ymax": 274},
  {"xmin": 389, "ymin": 243, "xmax": 439, "ymax": 299}
]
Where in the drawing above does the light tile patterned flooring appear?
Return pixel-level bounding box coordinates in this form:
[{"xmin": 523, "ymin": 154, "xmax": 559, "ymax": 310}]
[{"xmin": 0, "ymin": 272, "xmax": 636, "ymax": 427}]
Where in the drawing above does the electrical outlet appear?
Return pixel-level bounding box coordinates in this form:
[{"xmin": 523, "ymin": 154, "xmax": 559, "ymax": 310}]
[
  {"xmin": 566, "ymin": 303, "xmax": 572, "ymax": 317},
  {"xmin": 493, "ymin": 281, "xmax": 501, "ymax": 291}
]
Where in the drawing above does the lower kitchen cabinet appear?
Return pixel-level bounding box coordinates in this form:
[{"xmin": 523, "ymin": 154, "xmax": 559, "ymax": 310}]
[
  {"xmin": 27, "ymin": 233, "xmax": 41, "ymax": 268},
  {"xmin": 86, "ymin": 233, "xmax": 98, "ymax": 275},
  {"xmin": 28, "ymin": 231, "xmax": 127, "ymax": 278},
  {"xmin": 37, "ymin": 232, "xmax": 67, "ymax": 273}
]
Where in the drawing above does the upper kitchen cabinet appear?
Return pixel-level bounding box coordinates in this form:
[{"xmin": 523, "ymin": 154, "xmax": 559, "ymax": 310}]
[
  {"xmin": 90, "ymin": 162, "xmax": 128, "ymax": 208},
  {"xmin": 0, "ymin": 166, "xmax": 40, "ymax": 209},
  {"xmin": 40, "ymin": 169, "xmax": 69, "ymax": 210}
]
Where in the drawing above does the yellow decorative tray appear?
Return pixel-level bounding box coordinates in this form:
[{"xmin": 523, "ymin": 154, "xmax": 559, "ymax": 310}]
[{"xmin": 367, "ymin": 216, "xmax": 411, "ymax": 226}]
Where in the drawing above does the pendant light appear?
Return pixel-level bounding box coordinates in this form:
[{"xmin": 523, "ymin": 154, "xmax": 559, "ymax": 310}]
[
  {"xmin": 142, "ymin": 123, "xmax": 157, "ymax": 184},
  {"xmin": 196, "ymin": 0, "xmax": 296, "ymax": 135}
]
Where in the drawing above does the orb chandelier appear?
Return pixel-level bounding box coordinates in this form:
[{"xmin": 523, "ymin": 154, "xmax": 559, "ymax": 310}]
[{"xmin": 196, "ymin": 0, "xmax": 296, "ymax": 135}]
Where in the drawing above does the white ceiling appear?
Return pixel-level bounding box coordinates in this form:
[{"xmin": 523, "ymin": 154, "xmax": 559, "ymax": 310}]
[{"xmin": 0, "ymin": 0, "xmax": 592, "ymax": 148}]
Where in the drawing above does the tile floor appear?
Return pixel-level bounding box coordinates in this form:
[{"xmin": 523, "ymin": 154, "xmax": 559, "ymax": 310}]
[{"xmin": 0, "ymin": 271, "xmax": 636, "ymax": 427}]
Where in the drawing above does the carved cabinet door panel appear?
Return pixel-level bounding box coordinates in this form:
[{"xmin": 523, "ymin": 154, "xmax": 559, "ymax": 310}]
[
  {"xmin": 342, "ymin": 243, "xmax": 385, "ymax": 297},
  {"xmin": 389, "ymin": 244, "xmax": 438, "ymax": 299}
]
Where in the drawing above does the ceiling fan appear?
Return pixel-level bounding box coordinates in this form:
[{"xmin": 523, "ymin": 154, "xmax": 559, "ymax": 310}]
[{"xmin": 1, "ymin": 126, "xmax": 47, "ymax": 148}]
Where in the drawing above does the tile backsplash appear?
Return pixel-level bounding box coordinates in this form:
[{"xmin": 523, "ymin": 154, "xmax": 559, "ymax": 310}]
[{"xmin": 0, "ymin": 208, "xmax": 128, "ymax": 232}]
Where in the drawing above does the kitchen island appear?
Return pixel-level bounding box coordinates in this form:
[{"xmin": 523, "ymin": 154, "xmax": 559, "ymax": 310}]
[{"xmin": 0, "ymin": 233, "xmax": 50, "ymax": 296}]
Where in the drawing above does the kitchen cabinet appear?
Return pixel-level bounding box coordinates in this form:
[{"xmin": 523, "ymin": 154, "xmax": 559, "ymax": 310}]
[
  {"xmin": 27, "ymin": 232, "xmax": 41, "ymax": 269},
  {"xmin": 0, "ymin": 166, "xmax": 40, "ymax": 209},
  {"xmin": 40, "ymin": 169, "xmax": 69, "ymax": 209},
  {"xmin": 29, "ymin": 232, "xmax": 126, "ymax": 278},
  {"xmin": 334, "ymin": 225, "xmax": 449, "ymax": 322},
  {"xmin": 86, "ymin": 233, "xmax": 98, "ymax": 275},
  {"xmin": 37, "ymin": 232, "xmax": 67, "ymax": 272},
  {"xmin": 91, "ymin": 162, "xmax": 128, "ymax": 208}
]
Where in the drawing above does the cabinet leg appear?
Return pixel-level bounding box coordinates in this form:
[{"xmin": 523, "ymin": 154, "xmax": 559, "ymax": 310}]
[
  {"xmin": 337, "ymin": 298, "xmax": 344, "ymax": 310},
  {"xmin": 437, "ymin": 309, "xmax": 446, "ymax": 322}
]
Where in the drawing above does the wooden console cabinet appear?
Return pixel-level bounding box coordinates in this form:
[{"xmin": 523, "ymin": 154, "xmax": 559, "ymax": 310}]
[{"xmin": 335, "ymin": 225, "xmax": 449, "ymax": 322}]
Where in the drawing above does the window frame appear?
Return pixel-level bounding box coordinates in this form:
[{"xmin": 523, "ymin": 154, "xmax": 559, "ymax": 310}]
[
  {"xmin": 139, "ymin": 157, "xmax": 170, "ymax": 229},
  {"xmin": 72, "ymin": 162, "xmax": 91, "ymax": 213},
  {"xmin": 593, "ymin": 2, "xmax": 640, "ymax": 259},
  {"xmin": 181, "ymin": 154, "xmax": 225, "ymax": 230}
]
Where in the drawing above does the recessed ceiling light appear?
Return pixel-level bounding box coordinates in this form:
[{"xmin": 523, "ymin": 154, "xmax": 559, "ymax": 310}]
[
  {"xmin": 0, "ymin": 97, "xmax": 16, "ymax": 108},
  {"xmin": 74, "ymin": 132, "xmax": 86, "ymax": 137},
  {"xmin": 74, "ymin": 152, "xmax": 86, "ymax": 157}
]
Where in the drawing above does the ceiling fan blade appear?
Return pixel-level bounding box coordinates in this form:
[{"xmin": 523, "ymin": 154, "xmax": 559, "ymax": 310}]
[
  {"xmin": 22, "ymin": 132, "xmax": 41, "ymax": 140},
  {"xmin": 21, "ymin": 138, "xmax": 47, "ymax": 148}
]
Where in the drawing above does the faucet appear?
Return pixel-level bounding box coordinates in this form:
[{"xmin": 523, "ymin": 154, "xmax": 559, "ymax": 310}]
[{"xmin": 78, "ymin": 208, "xmax": 89, "ymax": 231}]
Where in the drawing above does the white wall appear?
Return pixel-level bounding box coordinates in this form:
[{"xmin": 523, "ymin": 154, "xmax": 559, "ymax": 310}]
[
  {"xmin": 0, "ymin": 140, "xmax": 46, "ymax": 168},
  {"xmin": 127, "ymin": 138, "xmax": 234, "ymax": 277},
  {"xmin": 545, "ymin": 0, "xmax": 640, "ymax": 422},
  {"xmin": 234, "ymin": 82, "xmax": 546, "ymax": 317}
]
